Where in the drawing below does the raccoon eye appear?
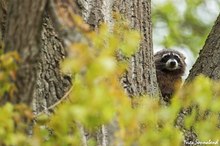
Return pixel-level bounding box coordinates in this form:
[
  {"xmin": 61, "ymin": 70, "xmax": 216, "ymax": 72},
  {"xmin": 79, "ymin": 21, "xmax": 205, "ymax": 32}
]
[
  {"xmin": 173, "ymin": 55, "xmax": 181, "ymax": 63},
  {"xmin": 161, "ymin": 55, "xmax": 170, "ymax": 63}
]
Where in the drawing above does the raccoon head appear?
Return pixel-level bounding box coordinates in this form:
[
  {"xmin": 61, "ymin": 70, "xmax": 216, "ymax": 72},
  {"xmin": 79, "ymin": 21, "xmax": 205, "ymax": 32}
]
[{"xmin": 154, "ymin": 49, "xmax": 186, "ymax": 75}]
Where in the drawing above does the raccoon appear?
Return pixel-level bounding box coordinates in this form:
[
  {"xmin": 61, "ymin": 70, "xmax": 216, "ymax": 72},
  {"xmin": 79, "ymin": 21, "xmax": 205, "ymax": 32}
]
[{"xmin": 154, "ymin": 49, "xmax": 186, "ymax": 103}]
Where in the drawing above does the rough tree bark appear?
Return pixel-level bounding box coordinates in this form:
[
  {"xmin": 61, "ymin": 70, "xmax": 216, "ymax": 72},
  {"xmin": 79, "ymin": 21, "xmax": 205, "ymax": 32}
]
[
  {"xmin": 113, "ymin": 0, "xmax": 160, "ymax": 98},
  {"xmin": 32, "ymin": 14, "xmax": 71, "ymax": 114},
  {"xmin": 1, "ymin": 0, "xmax": 71, "ymax": 114},
  {"xmin": 4, "ymin": 1, "xmax": 47, "ymax": 105},
  {"xmin": 0, "ymin": 0, "xmax": 7, "ymax": 40}
]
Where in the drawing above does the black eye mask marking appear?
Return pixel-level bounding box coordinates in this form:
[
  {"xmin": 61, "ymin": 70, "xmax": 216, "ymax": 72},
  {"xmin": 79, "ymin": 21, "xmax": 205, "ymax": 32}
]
[
  {"xmin": 173, "ymin": 54, "xmax": 181, "ymax": 63},
  {"xmin": 161, "ymin": 54, "xmax": 171, "ymax": 63}
]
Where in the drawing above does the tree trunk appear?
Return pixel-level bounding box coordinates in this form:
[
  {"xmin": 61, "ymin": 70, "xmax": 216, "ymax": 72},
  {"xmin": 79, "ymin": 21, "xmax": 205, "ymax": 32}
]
[
  {"xmin": 113, "ymin": 0, "xmax": 159, "ymax": 98},
  {"xmin": 4, "ymin": 0, "xmax": 47, "ymax": 105},
  {"xmin": 2, "ymin": 1, "xmax": 71, "ymax": 114},
  {"xmin": 32, "ymin": 14, "xmax": 71, "ymax": 114},
  {"xmin": 0, "ymin": 0, "xmax": 7, "ymax": 40},
  {"xmin": 186, "ymin": 14, "xmax": 220, "ymax": 81}
]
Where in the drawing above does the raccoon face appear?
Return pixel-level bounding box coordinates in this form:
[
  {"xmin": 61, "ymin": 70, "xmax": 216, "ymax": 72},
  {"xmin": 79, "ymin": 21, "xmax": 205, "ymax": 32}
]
[
  {"xmin": 161, "ymin": 53, "xmax": 181, "ymax": 71},
  {"xmin": 154, "ymin": 50, "xmax": 186, "ymax": 74}
]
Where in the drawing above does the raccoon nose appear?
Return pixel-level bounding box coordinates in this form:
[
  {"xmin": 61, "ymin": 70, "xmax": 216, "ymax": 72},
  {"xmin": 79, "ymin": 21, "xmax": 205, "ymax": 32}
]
[{"xmin": 170, "ymin": 61, "xmax": 176, "ymax": 67}]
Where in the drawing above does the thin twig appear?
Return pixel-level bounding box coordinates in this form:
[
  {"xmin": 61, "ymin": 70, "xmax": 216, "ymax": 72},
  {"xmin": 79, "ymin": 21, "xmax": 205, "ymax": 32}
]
[{"xmin": 34, "ymin": 86, "xmax": 73, "ymax": 118}]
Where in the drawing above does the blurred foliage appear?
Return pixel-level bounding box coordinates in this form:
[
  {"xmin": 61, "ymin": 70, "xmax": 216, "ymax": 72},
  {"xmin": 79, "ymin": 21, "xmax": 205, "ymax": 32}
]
[
  {"xmin": 1, "ymin": 12, "xmax": 220, "ymax": 146},
  {"xmin": 0, "ymin": 48, "xmax": 19, "ymax": 97},
  {"xmin": 152, "ymin": 0, "xmax": 220, "ymax": 55}
]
